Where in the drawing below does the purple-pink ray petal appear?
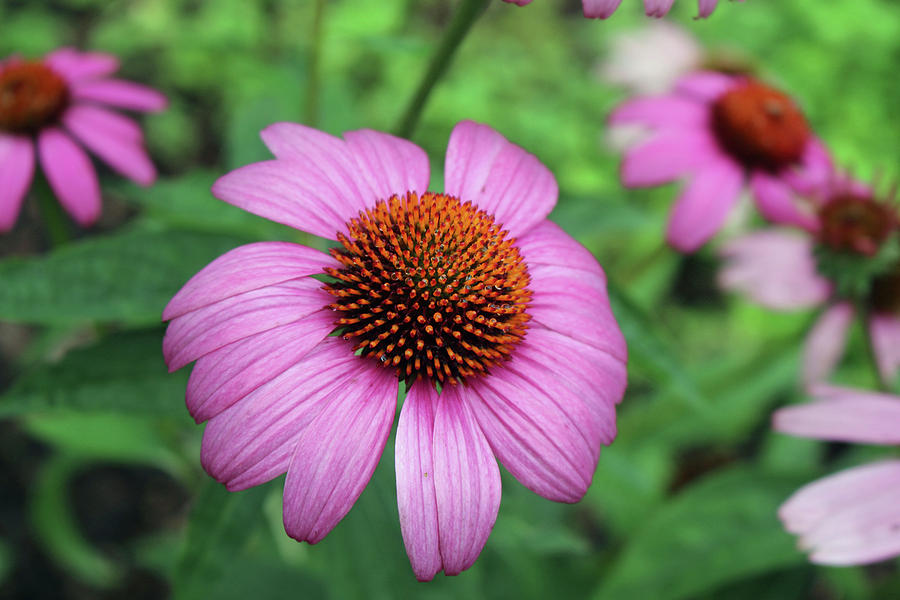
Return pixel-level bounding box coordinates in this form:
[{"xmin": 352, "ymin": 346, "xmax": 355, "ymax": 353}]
[
  {"xmin": 666, "ymin": 157, "xmax": 744, "ymax": 252},
  {"xmin": 62, "ymin": 106, "xmax": 155, "ymax": 185},
  {"xmin": 37, "ymin": 128, "xmax": 101, "ymax": 226},
  {"xmin": 783, "ymin": 137, "xmax": 834, "ymax": 197},
  {"xmin": 432, "ymin": 385, "xmax": 501, "ymax": 575},
  {"xmin": 609, "ymin": 95, "xmax": 708, "ymax": 131},
  {"xmin": 869, "ymin": 313, "xmax": 900, "ymax": 385},
  {"xmin": 802, "ymin": 303, "xmax": 854, "ymax": 385},
  {"xmin": 502, "ymin": 0, "xmax": 533, "ymax": 5},
  {"xmin": 774, "ymin": 388, "xmax": 900, "ymax": 445},
  {"xmin": 780, "ymin": 461, "xmax": 900, "ymax": 566},
  {"xmin": 200, "ymin": 338, "xmax": 365, "ymax": 490},
  {"xmin": 620, "ymin": 129, "xmax": 721, "ymax": 187},
  {"xmin": 750, "ymin": 170, "xmax": 819, "ymax": 231},
  {"xmin": 282, "ymin": 364, "xmax": 397, "ymax": 544},
  {"xmin": 71, "ymin": 79, "xmax": 167, "ymax": 112},
  {"xmin": 697, "ymin": 0, "xmax": 720, "ymax": 17},
  {"xmin": 186, "ymin": 309, "xmax": 336, "ymax": 423},
  {"xmin": 163, "ymin": 242, "xmax": 335, "ymax": 320},
  {"xmin": 718, "ymin": 230, "xmax": 832, "ymax": 310},
  {"xmin": 163, "ymin": 279, "xmax": 330, "ymax": 371},
  {"xmin": 516, "ymin": 220, "xmax": 607, "ymax": 274},
  {"xmin": 62, "ymin": 105, "xmax": 143, "ymax": 142},
  {"xmin": 444, "ymin": 120, "xmax": 557, "ymax": 239},
  {"xmin": 0, "ymin": 135, "xmax": 35, "ymax": 232},
  {"xmin": 643, "ymin": 0, "xmax": 676, "ymax": 17},
  {"xmin": 343, "ymin": 129, "xmax": 430, "ymax": 203},
  {"xmin": 395, "ymin": 383, "xmax": 442, "ymax": 581},
  {"xmin": 675, "ymin": 71, "xmax": 736, "ymax": 102},
  {"xmin": 582, "ymin": 0, "xmax": 624, "ymax": 18},
  {"xmin": 44, "ymin": 48, "xmax": 120, "ymax": 82}
]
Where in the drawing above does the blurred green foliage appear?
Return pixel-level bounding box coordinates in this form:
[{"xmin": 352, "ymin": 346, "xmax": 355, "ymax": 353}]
[{"xmin": 1, "ymin": 0, "xmax": 899, "ymax": 598}]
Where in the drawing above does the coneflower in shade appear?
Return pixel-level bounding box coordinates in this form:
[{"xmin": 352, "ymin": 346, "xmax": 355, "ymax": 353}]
[
  {"xmin": 162, "ymin": 120, "xmax": 627, "ymax": 580},
  {"xmin": 504, "ymin": 0, "xmax": 738, "ymax": 19},
  {"xmin": 610, "ymin": 71, "xmax": 832, "ymax": 252},
  {"xmin": 775, "ymin": 385, "xmax": 900, "ymax": 566},
  {"xmin": 718, "ymin": 178, "xmax": 900, "ymax": 386},
  {"xmin": 0, "ymin": 47, "xmax": 166, "ymax": 231}
]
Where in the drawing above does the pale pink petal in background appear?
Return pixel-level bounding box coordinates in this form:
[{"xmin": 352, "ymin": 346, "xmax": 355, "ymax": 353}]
[
  {"xmin": 0, "ymin": 135, "xmax": 35, "ymax": 232},
  {"xmin": 666, "ymin": 158, "xmax": 744, "ymax": 252},
  {"xmin": 869, "ymin": 313, "xmax": 900, "ymax": 385},
  {"xmin": 802, "ymin": 303, "xmax": 855, "ymax": 386},
  {"xmin": 37, "ymin": 128, "xmax": 101, "ymax": 226}
]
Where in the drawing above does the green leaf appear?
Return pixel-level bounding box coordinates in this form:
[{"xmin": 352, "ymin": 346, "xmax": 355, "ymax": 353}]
[
  {"xmin": 0, "ymin": 228, "xmax": 250, "ymax": 326},
  {"xmin": 593, "ymin": 467, "xmax": 806, "ymax": 600},
  {"xmin": 0, "ymin": 329, "xmax": 184, "ymax": 417}
]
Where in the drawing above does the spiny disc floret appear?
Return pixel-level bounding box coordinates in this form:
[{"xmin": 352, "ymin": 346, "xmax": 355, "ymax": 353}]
[
  {"xmin": 0, "ymin": 61, "xmax": 69, "ymax": 134},
  {"xmin": 324, "ymin": 192, "xmax": 532, "ymax": 386}
]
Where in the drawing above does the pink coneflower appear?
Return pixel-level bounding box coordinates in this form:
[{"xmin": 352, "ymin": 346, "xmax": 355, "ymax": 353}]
[
  {"xmin": 504, "ymin": 0, "xmax": 736, "ymax": 19},
  {"xmin": 775, "ymin": 385, "xmax": 900, "ymax": 565},
  {"xmin": 719, "ymin": 181, "xmax": 900, "ymax": 386},
  {"xmin": 162, "ymin": 120, "xmax": 627, "ymax": 580},
  {"xmin": 611, "ymin": 71, "xmax": 832, "ymax": 252},
  {"xmin": 0, "ymin": 47, "xmax": 166, "ymax": 231}
]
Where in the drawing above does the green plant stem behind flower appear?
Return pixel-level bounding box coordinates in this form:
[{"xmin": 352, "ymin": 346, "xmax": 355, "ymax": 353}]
[
  {"xmin": 393, "ymin": 0, "xmax": 492, "ymax": 138},
  {"xmin": 34, "ymin": 175, "xmax": 72, "ymax": 248},
  {"xmin": 304, "ymin": 0, "xmax": 327, "ymax": 126}
]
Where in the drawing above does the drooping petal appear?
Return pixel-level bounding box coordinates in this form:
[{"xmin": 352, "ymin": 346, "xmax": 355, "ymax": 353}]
[
  {"xmin": 697, "ymin": 0, "xmax": 720, "ymax": 17},
  {"xmin": 395, "ymin": 383, "xmax": 442, "ymax": 581},
  {"xmin": 718, "ymin": 230, "xmax": 832, "ymax": 310},
  {"xmin": 163, "ymin": 242, "xmax": 336, "ymax": 320},
  {"xmin": 675, "ymin": 71, "xmax": 736, "ymax": 102},
  {"xmin": 163, "ymin": 279, "xmax": 330, "ymax": 371},
  {"xmin": 582, "ymin": 0, "xmax": 623, "ymax": 18},
  {"xmin": 0, "ymin": 135, "xmax": 35, "ymax": 232},
  {"xmin": 609, "ymin": 96, "xmax": 708, "ymax": 131},
  {"xmin": 666, "ymin": 158, "xmax": 744, "ymax": 252},
  {"xmin": 620, "ymin": 129, "xmax": 721, "ymax": 187},
  {"xmin": 282, "ymin": 363, "xmax": 397, "ymax": 544},
  {"xmin": 71, "ymin": 79, "xmax": 167, "ymax": 112},
  {"xmin": 444, "ymin": 121, "xmax": 557, "ymax": 238},
  {"xmin": 802, "ymin": 303, "xmax": 854, "ymax": 385},
  {"xmin": 643, "ymin": 0, "xmax": 676, "ymax": 17},
  {"xmin": 780, "ymin": 461, "xmax": 900, "ymax": 566},
  {"xmin": 774, "ymin": 387, "xmax": 900, "ymax": 445},
  {"xmin": 869, "ymin": 313, "xmax": 900, "ymax": 385},
  {"xmin": 62, "ymin": 106, "xmax": 155, "ymax": 185},
  {"xmin": 44, "ymin": 48, "xmax": 119, "ymax": 82},
  {"xmin": 432, "ymin": 385, "xmax": 501, "ymax": 576},
  {"xmin": 200, "ymin": 338, "xmax": 365, "ymax": 490},
  {"xmin": 37, "ymin": 128, "xmax": 101, "ymax": 226},
  {"xmin": 750, "ymin": 170, "xmax": 819, "ymax": 231},
  {"xmin": 186, "ymin": 309, "xmax": 336, "ymax": 423}
]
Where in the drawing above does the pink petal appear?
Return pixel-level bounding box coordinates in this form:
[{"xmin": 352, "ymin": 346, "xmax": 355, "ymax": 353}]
[
  {"xmin": 0, "ymin": 135, "xmax": 35, "ymax": 232},
  {"xmin": 643, "ymin": 0, "xmax": 676, "ymax": 17},
  {"xmin": 675, "ymin": 71, "xmax": 737, "ymax": 102},
  {"xmin": 62, "ymin": 105, "xmax": 143, "ymax": 142},
  {"xmin": 697, "ymin": 0, "xmax": 720, "ymax": 17},
  {"xmin": 395, "ymin": 383, "xmax": 442, "ymax": 581},
  {"xmin": 163, "ymin": 242, "xmax": 335, "ymax": 320},
  {"xmin": 44, "ymin": 48, "xmax": 119, "ymax": 82},
  {"xmin": 432, "ymin": 385, "xmax": 501, "ymax": 575},
  {"xmin": 718, "ymin": 230, "xmax": 832, "ymax": 310},
  {"xmin": 37, "ymin": 128, "xmax": 101, "ymax": 226},
  {"xmin": 186, "ymin": 309, "xmax": 336, "ymax": 423},
  {"xmin": 502, "ymin": 0, "xmax": 533, "ymax": 4},
  {"xmin": 666, "ymin": 158, "xmax": 744, "ymax": 252},
  {"xmin": 282, "ymin": 363, "xmax": 398, "ymax": 544},
  {"xmin": 162, "ymin": 278, "xmax": 330, "ymax": 371},
  {"xmin": 802, "ymin": 303, "xmax": 854, "ymax": 386},
  {"xmin": 516, "ymin": 219, "xmax": 607, "ymax": 274},
  {"xmin": 71, "ymin": 79, "xmax": 167, "ymax": 113},
  {"xmin": 582, "ymin": 0, "xmax": 624, "ymax": 18},
  {"xmin": 620, "ymin": 130, "xmax": 721, "ymax": 187},
  {"xmin": 869, "ymin": 313, "xmax": 900, "ymax": 385},
  {"xmin": 254, "ymin": 123, "xmax": 428, "ymax": 234},
  {"xmin": 750, "ymin": 170, "xmax": 819, "ymax": 231},
  {"xmin": 774, "ymin": 388, "xmax": 900, "ymax": 445},
  {"xmin": 783, "ymin": 136, "xmax": 834, "ymax": 197},
  {"xmin": 200, "ymin": 338, "xmax": 365, "ymax": 490},
  {"xmin": 444, "ymin": 120, "xmax": 557, "ymax": 238},
  {"xmin": 62, "ymin": 106, "xmax": 155, "ymax": 185},
  {"xmin": 609, "ymin": 96, "xmax": 708, "ymax": 131},
  {"xmin": 780, "ymin": 461, "xmax": 900, "ymax": 566}
]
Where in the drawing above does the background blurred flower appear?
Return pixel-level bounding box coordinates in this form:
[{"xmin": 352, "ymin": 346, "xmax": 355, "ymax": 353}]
[
  {"xmin": 0, "ymin": 47, "xmax": 166, "ymax": 231},
  {"xmin": 504, "ymin": 0, "xmax": 736, "ymax": 19},
  {"xmin": 611, "ymin": 71, "xmax": 832, "ymax": 252},
  {"xmin": 775, "ymin": 385, "xmax": 900, "ymax": 565},
  {"xmin": 163, "ymin": 120, "xmax": 627, "ymax": 581}
]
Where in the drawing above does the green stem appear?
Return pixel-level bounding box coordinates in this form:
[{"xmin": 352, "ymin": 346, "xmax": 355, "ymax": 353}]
[
  {"xmin": 304, "ymin": 0, "xmax": 327, "ymax": 126},
  {"xmin": 393, "ymin": 0, "xmax": 492, "ymax": 138},
  {"xmin": 857, "ymin": 302, "xmax": 890, "ymax": 392},
  {"xmin": 34, "ymin": 177, "xmax": 72, "ymax": 248}
]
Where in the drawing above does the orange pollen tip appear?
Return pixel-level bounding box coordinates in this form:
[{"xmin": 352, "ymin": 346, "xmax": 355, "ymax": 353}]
[
  {"xmin": 324, "ymin": 191, "xmax": 532, "ymax": 386},
  {"xmin": 711, "ymin": 79, "xmax": 809, "ymax": 172},
  {"xmin": 0, "ymin": 61, "xmax": 69, "ymax": 133}
]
